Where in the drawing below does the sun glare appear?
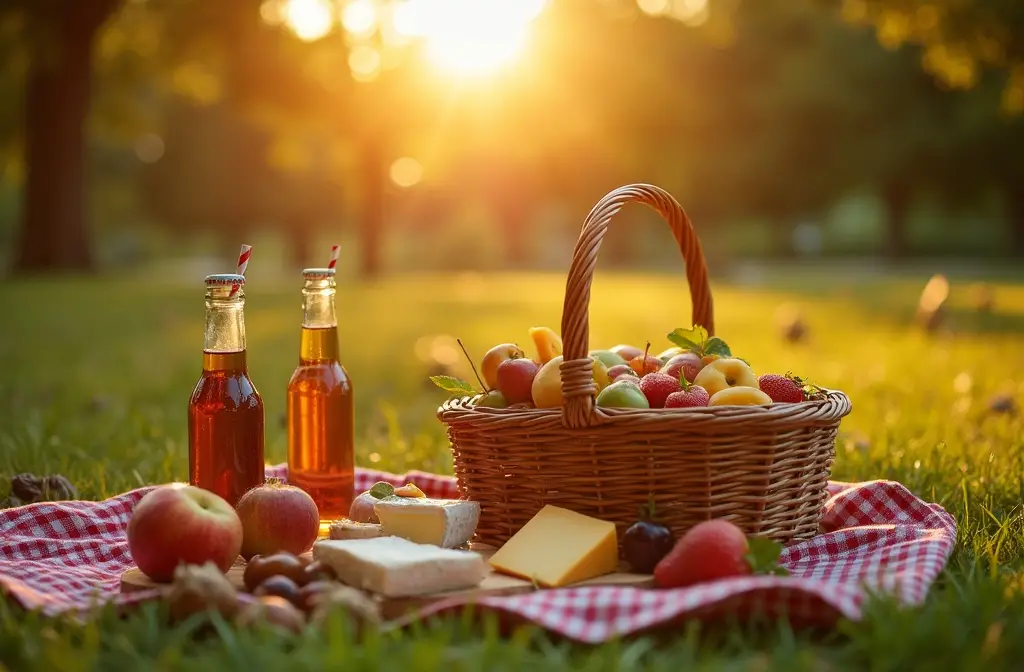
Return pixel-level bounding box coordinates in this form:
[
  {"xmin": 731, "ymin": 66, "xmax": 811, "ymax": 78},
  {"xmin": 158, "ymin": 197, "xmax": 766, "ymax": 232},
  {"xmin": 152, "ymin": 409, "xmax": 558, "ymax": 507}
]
[
  {"xmin": 393, "ymin": 0, "xmax": 548, "ymax": 75},
  {"xmin": 341, "ymin": 0, "xmax": 378, "ymax": 37},
  {"xmin": 284, "ymin": 0, "xmax": 334, "ymax": 42}
]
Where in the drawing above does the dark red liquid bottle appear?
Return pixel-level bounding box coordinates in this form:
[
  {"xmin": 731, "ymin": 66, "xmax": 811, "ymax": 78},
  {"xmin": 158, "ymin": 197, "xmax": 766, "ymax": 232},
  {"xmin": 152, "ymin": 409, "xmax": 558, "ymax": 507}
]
[{"xmin": 188, "ymin": 273, "xmax": 265, "ymax": 506}]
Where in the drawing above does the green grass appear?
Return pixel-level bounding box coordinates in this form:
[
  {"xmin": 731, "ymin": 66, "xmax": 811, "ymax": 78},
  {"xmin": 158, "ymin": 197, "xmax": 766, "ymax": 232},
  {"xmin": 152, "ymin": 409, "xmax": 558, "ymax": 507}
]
[{"xmin": 2, "ymin": 268, "xmax": 1023, "ymax": 670}]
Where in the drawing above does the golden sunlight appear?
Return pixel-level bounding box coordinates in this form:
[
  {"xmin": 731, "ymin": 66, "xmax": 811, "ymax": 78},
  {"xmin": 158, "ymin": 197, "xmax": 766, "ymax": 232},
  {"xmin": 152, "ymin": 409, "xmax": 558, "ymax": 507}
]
[
  {"xmin": 393, "ymin": 0, "xmax": 548, "ymax": 75},
  {"xmin": 638, "ymin": 0, "xmax": 709, "ymax": 25},
  {"xmin": 341, "ymin": 0, "xmax": 378, "ymax": 38},
  {"xmin": 284, "ymin": 0, "xmax": 334, "ymax": 42},
  {"xmin": 390, "ymin": 157, "xmax": 423, "ymax": 187}
]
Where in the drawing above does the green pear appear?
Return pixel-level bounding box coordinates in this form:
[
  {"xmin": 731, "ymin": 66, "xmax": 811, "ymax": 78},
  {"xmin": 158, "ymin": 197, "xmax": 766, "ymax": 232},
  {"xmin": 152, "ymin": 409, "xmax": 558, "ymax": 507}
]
[
  {"xmin": 595, "ymin": 379, "xmax": 650, "ymax": 409},
  {"xmin": 474, "ymin": 390, "xmax": 508, "ymax": 408},
  {"xmin": 589, "ymin": 350, "xmax": 628, "ymax": 368}
]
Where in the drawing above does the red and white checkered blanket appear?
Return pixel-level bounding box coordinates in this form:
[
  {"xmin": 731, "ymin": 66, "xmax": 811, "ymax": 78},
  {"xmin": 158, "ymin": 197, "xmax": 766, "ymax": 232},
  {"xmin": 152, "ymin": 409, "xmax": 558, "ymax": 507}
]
[{"xmin": 0, "ymin": 466, "xmax": 956, "ymax": 643}]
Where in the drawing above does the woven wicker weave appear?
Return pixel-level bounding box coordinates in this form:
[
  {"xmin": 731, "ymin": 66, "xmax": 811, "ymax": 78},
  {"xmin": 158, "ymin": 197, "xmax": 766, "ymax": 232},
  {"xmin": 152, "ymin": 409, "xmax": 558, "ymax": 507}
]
[{"xmin": 437, "ymin": 184, "xmax": 852, "ymax": 549}]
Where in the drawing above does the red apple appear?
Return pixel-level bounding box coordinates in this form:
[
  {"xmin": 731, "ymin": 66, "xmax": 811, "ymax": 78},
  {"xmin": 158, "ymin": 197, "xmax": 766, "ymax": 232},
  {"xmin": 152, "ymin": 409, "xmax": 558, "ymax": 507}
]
[
  {"xmin": 495, "ymin": 357, "xmax": 540, "ymax": 404},
  {"xmin": 480, "ymin": 343, "xmax": 525, "ymax": 390},
  {"xmin": 607, "ymin": 364, "xmax": 639, "ymax": 381},
  {"xmin": 628, "ymin": 354, "xmax": 662, "ymax": 377},
  {"xmin": 661, "ymin": 352, "xmax": 704, "ymax": 383},
  {"xmin": 127, "ymin": 483, "xmax": 243, "ymax": 582},
  {"xmin": 236, "ymin": 479, "xmax": 320, "ymax": 560}
]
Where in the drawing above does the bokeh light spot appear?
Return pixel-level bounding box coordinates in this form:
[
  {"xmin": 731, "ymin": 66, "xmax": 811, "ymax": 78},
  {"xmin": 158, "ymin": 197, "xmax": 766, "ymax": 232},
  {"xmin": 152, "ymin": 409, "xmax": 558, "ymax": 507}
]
[
  {"xmin": 134, "ymin": 133, "xmax": 165, "ymax": 164},
  {"xmin": 390, "ymin": 157, "xmax": 423, "ymax": 187},
  {"xmin": 637, "ymin": 0, "xmax": 670, "ymax": 17},
  {"xmin": 342, "ymin": 0, "xmax": 377, "ymax": 37},
  {"xmin": 348, "ymin": 45, "xmax": 382, "ymax": 82},
  {"xmin": 670, "ymin": 0, "xmax": 709, "ymax": 24},
  {"xmin": 284, "ymin": 0, "xmax": 333, "ymax": 42}
]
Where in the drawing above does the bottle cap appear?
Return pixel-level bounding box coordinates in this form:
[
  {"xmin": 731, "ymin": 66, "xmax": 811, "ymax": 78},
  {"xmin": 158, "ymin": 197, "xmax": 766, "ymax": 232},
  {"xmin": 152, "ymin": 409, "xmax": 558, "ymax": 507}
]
[
  {"xmin": 204, "ymin": 273, "xmax": 246, "ymax": 286},
  {"xmin": 302, "ymin": 268, "xmax": 336, "ymax": 279}
]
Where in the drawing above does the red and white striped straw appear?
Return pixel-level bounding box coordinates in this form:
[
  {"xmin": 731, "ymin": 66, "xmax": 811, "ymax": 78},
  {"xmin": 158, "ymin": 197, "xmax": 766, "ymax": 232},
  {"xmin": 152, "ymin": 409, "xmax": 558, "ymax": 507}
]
[
  {"xmin": 229, "ymin": 244, "xmax": 252, "ymax": 296},
  {"xmin": 327, "ymin": 244, "xmax": 340, "ymax": 271}
]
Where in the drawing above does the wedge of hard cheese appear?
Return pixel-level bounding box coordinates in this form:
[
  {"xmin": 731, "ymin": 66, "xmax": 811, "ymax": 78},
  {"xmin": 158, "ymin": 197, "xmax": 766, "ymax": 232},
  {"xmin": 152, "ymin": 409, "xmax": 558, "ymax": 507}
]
[
  {"xmin": 328, "ymin": 519, "xmax": 386, "ymax": 540},
  {"xmin": 373, "ymin": 496, "xmax": 480, "ymax": 548},
  {"xmin": 312, "ymin": 537, "xmax": 486, "ymax": 597},
  {"xmin": 487, "ymin": 505, "xmax": 618, "ymax": 588}
]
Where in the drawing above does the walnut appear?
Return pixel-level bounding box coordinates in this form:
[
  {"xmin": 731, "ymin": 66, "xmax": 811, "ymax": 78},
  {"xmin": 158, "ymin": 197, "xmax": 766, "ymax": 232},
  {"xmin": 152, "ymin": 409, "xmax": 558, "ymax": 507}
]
[
  {"xmin": 165, "ymin": 562, "xmax": 240, "ymax": 622},
  {"xmin": 309, "ymin": 585, "xmax": 382, "ymax": 633},
  {"xmin": 235, "ymin": 596, "xmax": 306, "ymax": 634},
  {"xmin": 10, "ymin": 473, "xmax": 77, "ymax": 503}
]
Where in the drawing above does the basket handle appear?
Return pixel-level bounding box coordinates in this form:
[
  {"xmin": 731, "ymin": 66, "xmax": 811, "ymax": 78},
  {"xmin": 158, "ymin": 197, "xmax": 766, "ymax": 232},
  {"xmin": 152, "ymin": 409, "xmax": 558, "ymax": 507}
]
[{"xmin": 559, "ymin": 184, "xmax": 714, "ymax": 428}]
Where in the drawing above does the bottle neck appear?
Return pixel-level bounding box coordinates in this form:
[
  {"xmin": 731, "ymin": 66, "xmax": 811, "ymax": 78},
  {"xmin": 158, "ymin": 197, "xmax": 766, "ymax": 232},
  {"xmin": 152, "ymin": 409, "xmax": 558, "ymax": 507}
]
[
  {"xmin": 299, "ymin": 275, "xmax": 339, "ymax": 363},
  {"xmin": 203, "ymin": 290, "xmax": 247, "ymax": 359},
  {"xmin": 302, "ymin": 278, "xmax": 338, "ymax": 329}
]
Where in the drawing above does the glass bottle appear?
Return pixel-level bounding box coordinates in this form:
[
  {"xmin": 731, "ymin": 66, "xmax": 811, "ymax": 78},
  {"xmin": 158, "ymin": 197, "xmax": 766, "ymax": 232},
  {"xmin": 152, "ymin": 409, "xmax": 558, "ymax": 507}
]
[
  {"xmin": 287, "ymin": 269, "xmax": 355, "ymax": 528},
  {"xmin": 188, "ymin": 274, "xmax": 265, "ymax": 506}
]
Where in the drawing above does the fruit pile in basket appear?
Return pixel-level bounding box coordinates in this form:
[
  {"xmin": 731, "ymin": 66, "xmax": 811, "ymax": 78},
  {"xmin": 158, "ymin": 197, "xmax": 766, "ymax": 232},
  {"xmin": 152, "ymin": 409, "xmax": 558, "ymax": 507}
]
[{"xmin": 431, "ymin": 325, "xmax": 824, "ymax": 410}]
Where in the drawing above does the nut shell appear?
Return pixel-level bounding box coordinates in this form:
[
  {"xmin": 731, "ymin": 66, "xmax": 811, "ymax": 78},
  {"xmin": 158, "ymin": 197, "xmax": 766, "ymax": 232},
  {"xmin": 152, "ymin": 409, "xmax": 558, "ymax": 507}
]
[{"xmin": 253, "ymin": 575, "xmax": 302, "ymax": 607}]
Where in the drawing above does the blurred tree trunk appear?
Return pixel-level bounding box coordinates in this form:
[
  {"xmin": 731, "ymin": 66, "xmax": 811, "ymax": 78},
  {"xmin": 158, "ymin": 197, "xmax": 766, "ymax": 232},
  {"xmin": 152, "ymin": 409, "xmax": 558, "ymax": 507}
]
[
  {"xmin": 359, "ymin": 139, "xmax": 384, "ymax": 278},
  {"xmin": 288, "ymin": 217, "xmax": 312, "ymax": 269},
  {"xmin": 497, "ymin": 198, "xmax": 529, "ymax": 266},
  {"xmin": 1008, "ymin": 184, "xmax": 1024, "ymax": 257},
  {"xmin": 14, "ymin": 1, "xmax": 119, "ymax": 274},
  {"xmin": 493, "ymin": 167, "xmax": 529, "ymax": 267},
  {"xmin": 882, "ymin": 179, "xmax": 912, "ymax": 258}
]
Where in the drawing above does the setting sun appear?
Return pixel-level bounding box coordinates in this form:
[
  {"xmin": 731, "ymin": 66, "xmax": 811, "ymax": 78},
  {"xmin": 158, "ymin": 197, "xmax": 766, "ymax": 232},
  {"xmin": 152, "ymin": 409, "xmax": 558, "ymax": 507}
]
[{"xmin": 393, "ymin": 0, "xmax": 548, "ymax": 75}]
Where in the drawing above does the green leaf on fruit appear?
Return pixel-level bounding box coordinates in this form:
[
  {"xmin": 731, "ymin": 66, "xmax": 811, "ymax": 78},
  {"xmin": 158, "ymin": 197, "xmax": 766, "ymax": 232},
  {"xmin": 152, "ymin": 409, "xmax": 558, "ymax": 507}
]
[
  {"xmin": 667, "ymin": 326, "xmax": 707, "ymax": 351},
  {"xmin": 667, "ymin": 325, "xmax": 732, "ymax": 360},
  {"xmin": 704, "ymin": 337, "xmax": 732, "ymax": 357},
  {"xmin": 787, "ymin": 372, "xmax": 826, "ymax": 400},
  {"xmin": 429, "ymin": 375, "xmax": 478, "ymax": 396},
  {"xmin": 745, "ymin": 537, "xmax": 790, "ymax": 576},
  {"xmin": 368, "ymin": 482, "xmax": 395, "ymax": 499}
]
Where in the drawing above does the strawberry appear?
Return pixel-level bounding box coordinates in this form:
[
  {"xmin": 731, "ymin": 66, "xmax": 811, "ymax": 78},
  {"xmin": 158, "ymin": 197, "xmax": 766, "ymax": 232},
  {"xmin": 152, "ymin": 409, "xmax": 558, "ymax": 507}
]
[
  {"xmin": 653, "ymin": 519, "xmax": 750, "ymax": 588},
  {"xmin": 639, "ymin": 372, "xmax": 682, "ymax": 409},
  {"xmin": 757, "ymin": 373, "xmax": 805, "ymax": 403},
  {"xmin": 664, "ymin": 380, "xmax": 710, "ymax": 408},
  {"xmin": 653, "ymin": 519, "xmax": 789, "ymax": 588}
]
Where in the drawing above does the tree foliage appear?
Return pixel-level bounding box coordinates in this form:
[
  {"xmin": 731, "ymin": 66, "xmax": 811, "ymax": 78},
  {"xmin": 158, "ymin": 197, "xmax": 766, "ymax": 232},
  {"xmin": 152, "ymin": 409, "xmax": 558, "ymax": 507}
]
[{"xmin": 2, "ymin": 0, "xmax": 1024, "ymax": 273}]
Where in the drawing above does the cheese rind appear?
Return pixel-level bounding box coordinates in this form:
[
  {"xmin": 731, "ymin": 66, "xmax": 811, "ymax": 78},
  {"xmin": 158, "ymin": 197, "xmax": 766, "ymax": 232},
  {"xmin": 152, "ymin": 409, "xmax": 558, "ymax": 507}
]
[
  {"xmin": 328, "ymin": 519, "xmax": 386, "ymax": 540},
  {"xmin": 373, "ymin": 496, "xmax": 480, "ymax": 548},
  {"xmin": 312, "ymin": 537, "xmax": 486, "ymax": 597},
  {"xmin": 487, "ymin": 505, "xmax": 618, "ymax": 588}
]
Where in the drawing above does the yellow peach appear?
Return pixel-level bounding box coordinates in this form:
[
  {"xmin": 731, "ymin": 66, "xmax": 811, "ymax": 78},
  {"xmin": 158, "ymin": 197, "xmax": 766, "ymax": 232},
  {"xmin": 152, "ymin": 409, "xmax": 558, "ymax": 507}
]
[
  {"xmin": 708, "ymin": 386, "xmax": 773, "ymax": 407},
  {"xmin": 531, "ymin": 355, "xmax": 610, "ymax": 409},
  {"xmin": 693, "ymin": 358, "xmax": 758, "ymax": 397},
  {"xmin": 529, "ymin": 326, "xmax": 563, "ymax": 364}
]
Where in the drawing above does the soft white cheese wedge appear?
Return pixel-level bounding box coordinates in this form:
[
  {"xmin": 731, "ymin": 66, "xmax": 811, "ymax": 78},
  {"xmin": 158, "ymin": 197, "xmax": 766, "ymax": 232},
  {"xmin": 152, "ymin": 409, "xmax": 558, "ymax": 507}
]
[
  {"xmin": 312, "ymin": 537, "xmax": 486, "ymax": 597},
  {"xmin": 328, "ymin": 519, "xmax": 386, "ymax": 540},
  {"xmin": 373, "ymin": 496, "xmax": 480, "ymax": 548}
]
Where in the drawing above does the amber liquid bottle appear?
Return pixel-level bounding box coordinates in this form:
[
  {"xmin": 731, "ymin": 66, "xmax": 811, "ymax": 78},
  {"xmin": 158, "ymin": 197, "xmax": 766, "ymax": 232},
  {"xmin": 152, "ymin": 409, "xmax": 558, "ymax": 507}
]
[
  {"xmin": 188, "ymin": 274, "xmax": 265, "ymax": 507},
  {"xmin": 287, "ymin": 269, "xmax": 354, "ymax": 528}
]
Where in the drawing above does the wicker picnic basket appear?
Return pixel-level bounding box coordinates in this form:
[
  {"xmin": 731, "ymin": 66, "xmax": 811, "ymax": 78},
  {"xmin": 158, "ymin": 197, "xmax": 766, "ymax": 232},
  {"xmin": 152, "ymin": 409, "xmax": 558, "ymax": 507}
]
[{"xmin": 437, "ymin": 183, "xmax": 852, "ymax": 550}]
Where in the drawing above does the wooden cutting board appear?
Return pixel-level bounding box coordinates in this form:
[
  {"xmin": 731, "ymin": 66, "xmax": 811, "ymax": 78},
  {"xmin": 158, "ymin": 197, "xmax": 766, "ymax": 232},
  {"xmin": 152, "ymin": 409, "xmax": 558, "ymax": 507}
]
[{"xmin": 120, "ymin": 544, "xmax": 654, "ymax": 620}]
